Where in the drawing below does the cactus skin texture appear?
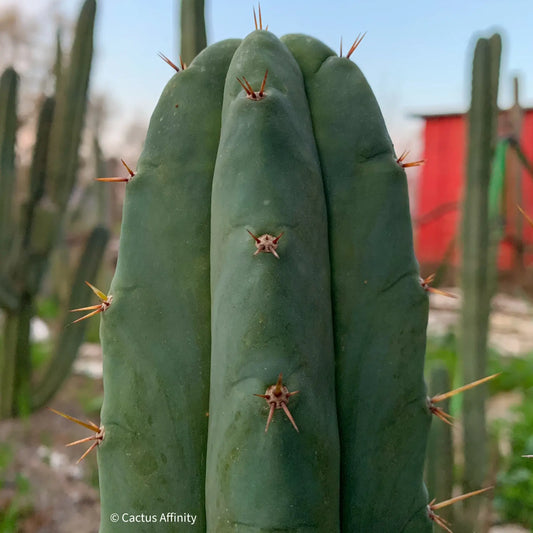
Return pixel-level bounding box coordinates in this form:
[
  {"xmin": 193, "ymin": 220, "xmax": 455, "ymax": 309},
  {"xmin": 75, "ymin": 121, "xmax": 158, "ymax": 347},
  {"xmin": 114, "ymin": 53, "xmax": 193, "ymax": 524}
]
[{"xmin": 99, "ymin": 28, "xmax": 431, "ymax": 533}]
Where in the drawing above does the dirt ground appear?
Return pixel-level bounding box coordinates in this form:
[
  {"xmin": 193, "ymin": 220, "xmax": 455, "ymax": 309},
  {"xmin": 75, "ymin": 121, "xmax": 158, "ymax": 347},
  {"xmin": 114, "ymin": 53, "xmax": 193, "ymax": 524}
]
[
  {"xmin": 1, "ymin": 289, "xmax": 533, "ymax": 532},
  {"xmin": 0, "ymin": 374, "xmax": 101, "ymax": 533}
]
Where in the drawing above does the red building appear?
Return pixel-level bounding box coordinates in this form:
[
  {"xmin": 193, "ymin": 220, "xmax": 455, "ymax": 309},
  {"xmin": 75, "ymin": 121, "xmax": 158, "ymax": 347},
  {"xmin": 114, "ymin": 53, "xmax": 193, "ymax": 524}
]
[{"xmin": 414, "ymin": 107, "xmax": 533, "ymax": 275}]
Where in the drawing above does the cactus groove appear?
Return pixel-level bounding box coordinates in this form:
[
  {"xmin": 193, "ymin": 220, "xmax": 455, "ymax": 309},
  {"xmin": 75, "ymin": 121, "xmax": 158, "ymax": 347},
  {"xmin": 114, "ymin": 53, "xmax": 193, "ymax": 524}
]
[{"xmin": 98, "ymin": 25, "xmax": 433, "ymax": 533}]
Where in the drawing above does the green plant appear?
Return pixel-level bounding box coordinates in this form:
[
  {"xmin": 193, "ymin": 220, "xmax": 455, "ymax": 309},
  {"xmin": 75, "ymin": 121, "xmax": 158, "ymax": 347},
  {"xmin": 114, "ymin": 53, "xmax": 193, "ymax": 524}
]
[
  {"xmin": 0, "ymin": 444, "xmax": 32, "ymax": 532},
  {"xmin": 494, "ymin": 394, "xmax": 533, "ymax": 525},
  {"xmin": 458, "ymin": 32, "xmax": 502, "ymax": 529},
  {"xmin": 179, "ymin": 0, "xmax": 207, "ymax": 65},
  {"xmin": 0, "ymin": 0, "xmax": 109, "ymax": 417},
  {"xmin": 93, "ymin": 24, "xmax": 438, "ymax": 531}
]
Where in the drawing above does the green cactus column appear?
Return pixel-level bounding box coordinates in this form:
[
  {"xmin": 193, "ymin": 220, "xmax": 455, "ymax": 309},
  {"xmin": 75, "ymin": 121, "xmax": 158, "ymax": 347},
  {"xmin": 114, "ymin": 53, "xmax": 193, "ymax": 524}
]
[
  {"xmin": 0, "ymin": 67, "xmax": 19, "ymax": 274},
  {"xmin": 98, "ymin": 39, "xmax": 240, "ymax": 532},
  {"xmin": 459, "ymin": 33, "xmax": 501, "ymax": 530},
  {"xmin": 0, "ymin": 67, "xmax": 20, "ymax": 417},
  {"xmin": 283, "ymin": 34, "xmax": 432, "ymax": 532},
  {"xmin": 206, "ymin": 30, "xmax": 339, "ymax": 532},
  {"xmin": 179, "ymin": 0, "xmax": 207, "ymax": 65}
]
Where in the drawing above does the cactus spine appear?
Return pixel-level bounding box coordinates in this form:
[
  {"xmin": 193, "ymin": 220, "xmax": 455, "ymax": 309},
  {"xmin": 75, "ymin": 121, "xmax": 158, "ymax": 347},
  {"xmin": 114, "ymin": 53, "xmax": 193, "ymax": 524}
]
[
  {"xmin": 97, "ymin": 20, "xmax": 441, "ymax": 533},
  {"xmin": 425, "ymin": 364, "xmax": 454, "ymax": 527},
  {"xmin": 459, "ymin": 33, "xmax": 501, "ymax": 529},
  {"xmin": 0, "ymin": 0, "xmax": 106, "ymax": 417}
]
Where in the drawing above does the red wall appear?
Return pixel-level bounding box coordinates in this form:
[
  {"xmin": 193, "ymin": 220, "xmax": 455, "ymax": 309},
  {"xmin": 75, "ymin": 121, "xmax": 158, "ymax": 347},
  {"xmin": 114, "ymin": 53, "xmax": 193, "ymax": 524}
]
[
  {"xmin": 414, "ymin": 110, "xmax": 533, "ymax": 271},
  {"xmin": 516, "ymin": 112, "xmax": 533, "ymax": 267},
  {"xmin": 415, "ymin": 115, "xmax": 465, "ymax": 266}
]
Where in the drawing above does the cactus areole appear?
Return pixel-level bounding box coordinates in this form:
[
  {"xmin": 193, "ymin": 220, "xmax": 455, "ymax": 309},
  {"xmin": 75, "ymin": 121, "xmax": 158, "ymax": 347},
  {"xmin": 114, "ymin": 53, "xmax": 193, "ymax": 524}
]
[{"xmin": 98, "ymin": 28, "xmax": 432, "ymax": 532}]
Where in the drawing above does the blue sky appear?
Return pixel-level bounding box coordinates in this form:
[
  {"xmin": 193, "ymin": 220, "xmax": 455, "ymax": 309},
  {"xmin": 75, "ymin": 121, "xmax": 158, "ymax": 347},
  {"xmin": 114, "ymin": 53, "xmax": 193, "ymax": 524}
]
[{"xmin": 6, "ymin": 0, "xmax": 533, "ymax": 156}]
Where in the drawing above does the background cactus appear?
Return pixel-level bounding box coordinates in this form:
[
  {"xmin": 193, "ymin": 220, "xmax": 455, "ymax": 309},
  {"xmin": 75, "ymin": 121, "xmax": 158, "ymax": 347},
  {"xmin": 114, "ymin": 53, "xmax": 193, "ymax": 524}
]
[
  {"xmin": 96, "ymin": 19, "xmax": 444, "ymax": 531},
  {"xmin": 459, "ymin": 33, "xmax": 501, "ymax": 530},
  {"xmin": 179, "ymin": 0, "xmax": 207, "ymax": 65},
  {"xmin": 0, "ymin": 0, "xmax": 109, "ymax": 417}
]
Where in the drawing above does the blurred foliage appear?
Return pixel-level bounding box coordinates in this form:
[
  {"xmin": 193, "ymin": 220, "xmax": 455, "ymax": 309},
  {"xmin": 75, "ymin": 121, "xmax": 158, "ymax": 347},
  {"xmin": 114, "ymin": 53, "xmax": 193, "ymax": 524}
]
[
  {"xmin": 30, "ymin": 340, "xmax": 53, "ymax": 371},
  {"xmin": 76, "ymin": 378, "xmax": 103, "ymax": 416},
  {"xmin": 425, "ymin": 333, "xmax": 533, "ymax": 393},
  {"xmin": 36, "ymin": 296, "xmax": 60, "ymax": 321},
  {"xmin": 425, "ymin": 333, "xmax": 459, "ymax": 377},
  {"xmin": 427, "ymin": 332, "xmax": 533, "ymax": 527},
  {"xmin": 494, "ymin": 397, "xmax": 533, "ymax": 526},
  {"xmin": 488, "ymin": 356, "xmax": 533, "ymax": 393},
  {"xmin": 0, "ymin": 443, "xmax": 32, "ymax": 532}
]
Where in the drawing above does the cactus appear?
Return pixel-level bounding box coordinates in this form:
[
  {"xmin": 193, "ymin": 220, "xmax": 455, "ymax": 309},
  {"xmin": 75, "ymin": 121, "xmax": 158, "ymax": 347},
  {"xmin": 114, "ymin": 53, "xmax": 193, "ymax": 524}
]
[
  {"xmin": 90, "ymin": 15, "xmax": 495, "ymax": 533},
  {"xmin": 0, "ymin": 0, "xmax": 107, "ymax": 417},
  {"xmin": 458, "ymin": 33, "xmax": 501, "ymax": 530},
  {"xmin": 0, "ymin": 67, "xmax": 18, "ymax": 266},
  {"xmin": 179, "ymin": 0, "xmax": 207, "ymax": 65},
  {"xmin": 96, "ymin": 24, "xmax": 434, "ymax": 532}
]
